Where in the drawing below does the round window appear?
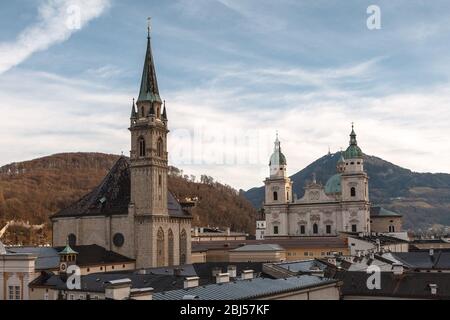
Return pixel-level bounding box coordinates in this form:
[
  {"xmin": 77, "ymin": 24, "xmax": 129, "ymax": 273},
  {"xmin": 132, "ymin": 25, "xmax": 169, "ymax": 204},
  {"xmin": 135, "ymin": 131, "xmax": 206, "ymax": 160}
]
[{"xmin": 113, "ymin": 233, "xmax": 125, "ymax": 247}]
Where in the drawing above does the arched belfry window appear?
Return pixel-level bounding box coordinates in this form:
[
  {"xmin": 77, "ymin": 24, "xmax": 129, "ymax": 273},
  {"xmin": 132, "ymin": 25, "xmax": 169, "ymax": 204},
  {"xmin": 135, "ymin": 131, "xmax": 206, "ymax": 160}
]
[
  {"xmin": 273, "ymin": 192, "xmax": 278, "ymax": 201},
  {"xmin": 157, "ymin": 228, "xmax": 165, "ymax": 267},
  {"xmin": 139, "ymin": 137, "xmax": 146, "ymax": 157},
  {"xmin": 157, "ymin": 137, "xmax": 164, "ymax": 157},
  {"xmin": 180, "ymin": 229, "xmax": 187, "ymax": 265},
  {"xmin": 351, "ymin": 187, "xmax": 356, "ymax": 197}
]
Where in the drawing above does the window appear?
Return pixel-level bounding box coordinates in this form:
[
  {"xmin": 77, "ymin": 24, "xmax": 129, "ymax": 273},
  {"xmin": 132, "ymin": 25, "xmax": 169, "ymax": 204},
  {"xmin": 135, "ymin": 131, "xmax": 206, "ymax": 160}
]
[
  {"xmin": 389, "ymin": 225, "xmax": 395, "ymax": 233},
  {"xmin": 273, "ymin": 226, "xmax": 279, "ymax": 235},
  {"xmin": 304, "ymin": 252, "xmax": 309, "ymax": 256},
  {"xmin": 44, "ymin": 293, "xmax": 49, "ymax": 301},
  {"xmin": 351, "ymin": 187, "xmax": 356, "ymax": 197},
  {"xmin": 141, "ymin": 106, "xmax": 145, "ymax": 118},
  {"xmin": 313, "ymin": 223, "xmax": 319, "ymax": 235},
  {"xmin": 69, "ymin": 294, "xmax": 75, "ymax": 301},
  {"xmin": 352, "ymin": 224, "xmax": 357, "ymax": 232},
  {"xmin": 326, "ymin": 225, "xmax": 332, "ymax": 234},
  {"xmin": 300, "ymin": 225, "xmax": 306, "ymax": 235},
  {"xmin": 157, "ymin": 138, "xmax": 164, "ymax": 157},
  {"xmin": 15, "ymin": 286, "xmax": 20, "ymax": 300},
  {"xmin": 287, "ymin": 192, "xmax": 289, "ymax": 201},
  {"xmin": 159, "ymin": 174, "xmax": 162, "ymax": 187},
  {"xmin": 273, "ymin": 192, "xmax": 278, "ymax": 201},
  {"xmin": 8, "ymin": 286, "xmax": 14, "ymax": 300},
  {"xmin": 68, "ymin": 234, "xmax": 77, "ymax": 247},
  {"xmin": 139, "ymin": 137, "xmax": 146, "ymax": 157}
]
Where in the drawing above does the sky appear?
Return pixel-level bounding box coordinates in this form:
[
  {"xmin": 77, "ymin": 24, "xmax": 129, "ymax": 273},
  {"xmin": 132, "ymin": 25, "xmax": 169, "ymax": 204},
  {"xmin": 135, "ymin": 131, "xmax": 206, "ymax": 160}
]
[{"xmin": 0, "ymin": 0, "xmax": 450, "ymax": 190}]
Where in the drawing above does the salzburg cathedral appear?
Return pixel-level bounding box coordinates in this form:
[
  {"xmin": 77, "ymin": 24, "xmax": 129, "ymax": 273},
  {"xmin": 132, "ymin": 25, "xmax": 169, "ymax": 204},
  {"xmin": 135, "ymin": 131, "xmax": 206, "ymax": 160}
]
[
  {"xmin": 264, "ymin": 126, "xmax": 372, "ymax": 238},
  {"xmin": 51, "ymin": 29, "xmax": 192, "ymax": 269}
]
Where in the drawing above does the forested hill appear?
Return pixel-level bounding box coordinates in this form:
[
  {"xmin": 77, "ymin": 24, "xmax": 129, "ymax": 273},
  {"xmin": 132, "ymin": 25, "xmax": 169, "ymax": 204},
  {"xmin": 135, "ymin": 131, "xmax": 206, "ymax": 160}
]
[{"xmin": 0, "ymin": 153, "xmax": 256, "ymax": 244}]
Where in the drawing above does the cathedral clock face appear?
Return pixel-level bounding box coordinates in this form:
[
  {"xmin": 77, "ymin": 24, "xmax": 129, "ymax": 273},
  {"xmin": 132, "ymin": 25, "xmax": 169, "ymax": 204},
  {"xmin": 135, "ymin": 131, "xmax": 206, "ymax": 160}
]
[{"xmin": 60, "ymin": 262, "xmax": 67, "ymax": 272}]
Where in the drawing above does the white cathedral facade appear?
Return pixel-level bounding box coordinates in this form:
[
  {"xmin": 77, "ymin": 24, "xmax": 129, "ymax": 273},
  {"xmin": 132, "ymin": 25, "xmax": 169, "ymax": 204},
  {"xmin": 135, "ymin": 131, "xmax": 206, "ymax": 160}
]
[{"xmin": 264, "ymin": 127, "xmax": 371, "ymax": 238}]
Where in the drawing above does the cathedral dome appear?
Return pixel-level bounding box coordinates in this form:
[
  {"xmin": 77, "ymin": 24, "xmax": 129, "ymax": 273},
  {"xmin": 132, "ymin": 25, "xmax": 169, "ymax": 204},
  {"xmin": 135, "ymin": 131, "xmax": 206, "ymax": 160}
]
[
  {"xmin": 325, "ymin": 174, "xmax": 342, "ymax": 194},
  {"xmin": 344, "ymin": 144, "xmax": 363, "ymax": 159},
  {"xmin": 269, "ymin": 150, "xmax": 287, "ymax": 166}
]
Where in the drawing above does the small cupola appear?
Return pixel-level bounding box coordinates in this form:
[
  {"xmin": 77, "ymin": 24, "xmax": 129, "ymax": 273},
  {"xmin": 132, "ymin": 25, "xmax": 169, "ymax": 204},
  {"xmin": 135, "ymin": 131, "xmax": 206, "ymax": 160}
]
[{"xmin": 58, "ymin": 245, "xmax": 78, "ymax": 274}]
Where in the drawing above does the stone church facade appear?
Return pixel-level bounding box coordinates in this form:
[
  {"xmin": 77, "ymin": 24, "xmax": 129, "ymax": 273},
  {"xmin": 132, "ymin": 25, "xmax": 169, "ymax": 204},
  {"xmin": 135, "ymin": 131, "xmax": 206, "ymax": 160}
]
[
  {"xmin": 52, "ymin": 30, "xmax": 192, "ymax": 269},
  {"xmin": 264, "ymin": 127, "xmax": 371, "ymax": 238}
]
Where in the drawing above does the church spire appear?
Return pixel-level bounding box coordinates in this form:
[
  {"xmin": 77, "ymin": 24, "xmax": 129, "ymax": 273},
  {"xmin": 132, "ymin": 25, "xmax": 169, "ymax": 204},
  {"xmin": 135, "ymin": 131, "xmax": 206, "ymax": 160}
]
[
  {"xmin": 138, "ymin": 19, "xmax": 162, "ymax": 104},
  {"xmin": 350, "ymin": 122, "xmax": 358, "ymax": 146},
  {"xmin": 130, "ymin": 98, "xmax": 137, "ymax": 118}
]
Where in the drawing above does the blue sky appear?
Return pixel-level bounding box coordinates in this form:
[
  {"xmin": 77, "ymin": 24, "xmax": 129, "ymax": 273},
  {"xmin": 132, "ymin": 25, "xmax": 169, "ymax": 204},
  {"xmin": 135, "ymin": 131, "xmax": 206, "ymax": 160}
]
[{"xmin": 1, "ymin": 0, "xmax": 450, "ymax": 190}]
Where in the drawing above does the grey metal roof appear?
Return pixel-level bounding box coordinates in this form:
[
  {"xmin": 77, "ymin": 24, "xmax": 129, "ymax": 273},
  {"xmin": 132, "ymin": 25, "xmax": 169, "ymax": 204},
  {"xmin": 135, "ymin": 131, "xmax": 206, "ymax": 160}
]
[
  {"xmin": 154, "ymin": 275, "xmax": 338, "ymax": 300},
  {"xmin": 275, "ymin": 260, "xmax": 327, "ymax": 273},
  {"xmin": 231, "ymin": 244, "xmax": 284, "ymax": 252},
  {"xmin": 384, "ymin": 251, "xmax": 450, "ymax": 270},
  {"xmin": 8, "ymin": 247, "xmax": 60, "ymax": 270}
]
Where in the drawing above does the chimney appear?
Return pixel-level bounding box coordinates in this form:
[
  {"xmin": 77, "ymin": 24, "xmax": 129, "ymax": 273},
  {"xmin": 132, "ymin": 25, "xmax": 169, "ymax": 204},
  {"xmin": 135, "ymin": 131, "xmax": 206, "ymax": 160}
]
[
  {"xmin": 174, "ymin": 268, "xmax": 182, "ymax": 277},
  {"xmin": 130, "ymin": 288, "xmax": 153, "ymax": 301},
  {"xmin": 105, "ymin": 279, "xmax": 132, "ymax": 300},
  {"xmin": 392, "ymin": 263, "xmax": 404, "ymax": 275},
  {"xmin": 212, "ymin": 267, "xmax": 222, "ymax": 277},
  {"xmin": 226, "ymin": 228, "xmax": 231, "ymax": 236},
  {"xmin": 241, "ymin": 270, "xmax": 254, "ymax": 280},
  {"xmin": 227, "ymin": 265, "xmax": 237, "ymax": 278},
  {"xmin": 194, "ymin": 228, "xmax": 199, "ymax": 237},
  {"xmin": 216, "ymin": 273, "xmax": 230, "ymax": 284},
  {"xmin": 327, "ymin": 257, "xmax": 337, "ymax": 266},
  {"xmin": 430, "ymin": 249, "xmax": 434, "ymax": 257},
  {"xmin": 429, "ymin": 284, "xmax": 438, "ymax": 295},
  {"xmin": 184, "ymin": 276, "xmax": 200, "ymax": 289}
]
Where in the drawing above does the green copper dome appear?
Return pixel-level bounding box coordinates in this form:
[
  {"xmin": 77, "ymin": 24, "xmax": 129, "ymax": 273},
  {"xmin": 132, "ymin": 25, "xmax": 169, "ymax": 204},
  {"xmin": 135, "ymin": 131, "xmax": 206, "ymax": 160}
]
[
  {"xmin": 325, "ymin": 173, "xmax": 342, "ymax": 194},
  {"xmin": 344, "ymin": 124, "xmax": 363, "ymax": 159},
  {"xmin": 269, "ymin": 134, "xmax": 287, "ymax": 166}
]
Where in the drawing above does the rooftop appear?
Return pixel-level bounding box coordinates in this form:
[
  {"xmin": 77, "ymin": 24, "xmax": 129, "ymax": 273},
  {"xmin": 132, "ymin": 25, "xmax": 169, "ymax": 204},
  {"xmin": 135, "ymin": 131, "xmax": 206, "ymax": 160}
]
[
  {"xmin": 154, "ymin": 275, "xmax": 338, "ymax": 300},
  {"xmin": 7, "ymin": 244, "xmax": 135, "ymax": 270},
  {"xmin": 52, "ymin": 157, "xmax": 191, "ymax": 219}
]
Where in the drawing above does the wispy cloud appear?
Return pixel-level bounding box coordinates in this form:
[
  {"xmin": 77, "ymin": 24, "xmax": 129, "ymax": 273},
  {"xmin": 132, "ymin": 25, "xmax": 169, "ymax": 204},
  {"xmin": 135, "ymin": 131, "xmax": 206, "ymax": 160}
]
[{"xmin": 0, "ymin": 0, "xmax": 111, "ymax": 74}]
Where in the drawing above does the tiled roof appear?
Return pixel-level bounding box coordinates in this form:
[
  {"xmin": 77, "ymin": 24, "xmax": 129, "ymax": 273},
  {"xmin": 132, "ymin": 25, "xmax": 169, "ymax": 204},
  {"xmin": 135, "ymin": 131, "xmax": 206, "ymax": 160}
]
[
  {"xmin": 8, "ymin": 245, "xmax": 134, "ymax": 270},
  {"xmin": 192, "ymin": 237, "xmax": 348, "ymax": 252},
  {"xmin": 370, "ymin": 206, "xmax": 402, "ymax": 217},
  {"xmin": 154, "ymin": 275, "xmax": 338, "ymax": 300},
  {"xmin": 231, "ymin": 244, "xmax": 284, "ymax": 252},
  {"xmin": 51, "ymin": 157, "xmax": 191, "ymax": 219}
]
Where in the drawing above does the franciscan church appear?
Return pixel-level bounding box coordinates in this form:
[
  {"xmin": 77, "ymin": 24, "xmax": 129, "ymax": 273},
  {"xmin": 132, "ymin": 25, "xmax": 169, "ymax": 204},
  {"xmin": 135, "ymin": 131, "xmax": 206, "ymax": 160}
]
[
  {"xmin": 51, "ymin": 28, "xmax": 192, "ymax": 269},
  {"xmin": 264, "ymin": 127, "xmax": 375, "ymax": 238}
]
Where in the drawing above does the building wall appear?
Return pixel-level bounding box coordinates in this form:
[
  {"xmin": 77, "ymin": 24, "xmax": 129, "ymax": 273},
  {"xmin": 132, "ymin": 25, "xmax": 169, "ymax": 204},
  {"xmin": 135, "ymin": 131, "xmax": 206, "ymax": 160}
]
[
  {"xmin": 229, "ymin": 251, "xmax": 286, "ymax": 263},
  {"xmin": 285, "ymin": 247, "xmax": 349, "ymax": 261},
  {"xmin": 0, "ymin": 254, "xmax": 39, "ymax": 300},
  {"xmin": 371, "ymin": 216, "xmax": 403, "ymax": 233}
]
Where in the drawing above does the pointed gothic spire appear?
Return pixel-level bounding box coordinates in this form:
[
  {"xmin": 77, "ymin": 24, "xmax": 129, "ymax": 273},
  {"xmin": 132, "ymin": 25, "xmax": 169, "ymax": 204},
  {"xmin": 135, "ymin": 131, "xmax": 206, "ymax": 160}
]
[
  {"xmin": 138, "ymin": 19, "xmax": 162, "ymax": 104},
  {"xmin": 130, "ymin": 98, "xmax": 137, "ymax": 118},
  {"xmin": 162, "ymin": 100, "xmax": 168, "ymax": 120}
]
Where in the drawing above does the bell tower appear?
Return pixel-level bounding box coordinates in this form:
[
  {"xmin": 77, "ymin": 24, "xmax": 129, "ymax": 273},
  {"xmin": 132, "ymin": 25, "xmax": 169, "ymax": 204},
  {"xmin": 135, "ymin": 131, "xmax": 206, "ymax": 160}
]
[{"xmin": 129, "ymin": 24, "xmax": 169, "ymax": 216}]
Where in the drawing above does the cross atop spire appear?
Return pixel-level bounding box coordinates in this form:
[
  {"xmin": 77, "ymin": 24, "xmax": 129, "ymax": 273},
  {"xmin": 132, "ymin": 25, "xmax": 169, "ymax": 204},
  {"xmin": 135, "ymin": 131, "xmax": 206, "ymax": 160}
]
[{"xmin": 147, "ymin": 17, "xmax": 151, "ymax": 39}]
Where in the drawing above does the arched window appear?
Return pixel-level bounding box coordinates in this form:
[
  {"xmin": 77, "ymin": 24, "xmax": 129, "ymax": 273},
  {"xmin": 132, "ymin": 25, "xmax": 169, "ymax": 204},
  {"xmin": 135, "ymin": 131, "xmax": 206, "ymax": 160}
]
[
  {"xmin": 273, "ymin": 192, "xmax": 278, "ymax": 201},
  {"xmin": 351, "ymin": 187, "xmax": 356, "ymax": 197},
  {"xmin": 313, "ymin": 223, "xmax": 319, "ymax": 235},
  {"xmin": 157, "ymin": 228, "xmax": 165, "ymax": 267},
  {"xmin": 139, "ymin": 137, "xmax": 146, "ymax": 157},
  {"xmin": 168, "ymin": 229, "xmax": 174, "ymax": 267},
  {"xmin": 157, "ymin": 138, "xmax": 164, "ymax": 157},
  {"xmin": 141, "ymin": 106, "xmax": 145, "ymax": 118},
  {"xmin": 300, "ymin": 225, "xmax": 306, "ymax": 235},
  {"xmin": 179, "ymin": 229, "xmax": 187, "ymax": 265}
]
